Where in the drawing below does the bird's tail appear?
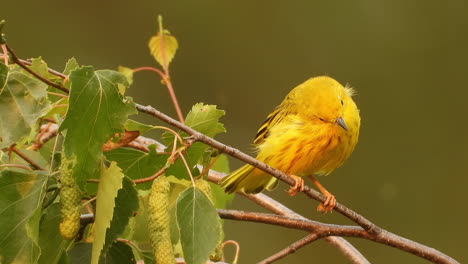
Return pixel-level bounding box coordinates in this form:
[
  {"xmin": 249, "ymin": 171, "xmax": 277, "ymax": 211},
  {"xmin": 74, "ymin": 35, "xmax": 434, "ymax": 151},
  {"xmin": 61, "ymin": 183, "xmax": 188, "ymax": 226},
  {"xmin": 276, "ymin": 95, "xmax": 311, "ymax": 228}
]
[{"xmin": 219, "ymin": 164, "xmax": 278, "ymax": 194}]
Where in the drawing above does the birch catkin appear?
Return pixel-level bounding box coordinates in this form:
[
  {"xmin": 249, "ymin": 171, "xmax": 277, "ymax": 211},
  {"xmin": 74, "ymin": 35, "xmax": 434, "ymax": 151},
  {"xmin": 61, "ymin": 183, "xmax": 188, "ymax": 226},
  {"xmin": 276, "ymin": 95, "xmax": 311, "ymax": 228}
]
[
  {"xmin": 147, "ymin": 176, "xmax": 175, "ymax": 264},
  {"xmin": 59, "ymin": 158, "xmax": 81, "ymax": 240}
]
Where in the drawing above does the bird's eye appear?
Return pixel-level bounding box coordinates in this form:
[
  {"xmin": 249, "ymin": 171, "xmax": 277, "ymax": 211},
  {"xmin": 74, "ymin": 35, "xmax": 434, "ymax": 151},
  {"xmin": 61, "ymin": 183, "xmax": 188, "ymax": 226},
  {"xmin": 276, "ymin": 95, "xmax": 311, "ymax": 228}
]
[{"xmin": 340, "ymin": 99, "xmax": 344, "ymax": 106}]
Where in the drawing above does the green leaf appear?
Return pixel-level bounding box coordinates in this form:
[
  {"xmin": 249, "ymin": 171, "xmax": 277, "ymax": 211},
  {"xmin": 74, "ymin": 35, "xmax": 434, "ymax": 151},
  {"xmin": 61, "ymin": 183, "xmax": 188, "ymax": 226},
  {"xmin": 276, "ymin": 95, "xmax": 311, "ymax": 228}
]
[
  {"xmin": 124, "ymin": 119, "xmax": 153, "ymax": 134},
  {"xmin": 204, "ymin": 154, "xmax": 233, "ymax": 209},
  {"xmin": 148, "ymin": 16, "xmax": 178, "ymax": 69},
  {"xmin": 9, "ymin": 148, "xmax": 49, "ymax": 171},
  {"xmin": 91, "ymin": 162, "xmax": 124, "ymax": 264},
  {"xmin": 69, "ymin": 242, "xmax": 136, "ymax": 264},
  {"xmin": 102, "ymin": 241, "xmax": 136, "ymax": 264},
  {"xmin": 29, "ymin": 57, "xmax": 59, "ymax": 81},
  {"xmin": 68, "ymin": 243, "xmax": 92, "ymax": 264},
  {"xmin": 129, "ymin": 191, "xmax": 151, "ymax": 244},
  {"xmin": 165, "ymin": 103, "xmax": 225, "ymax": 180},
  {"xmin": 184, "ymin": 103, "xmax": 226, "ymax": 137},
  {"xmin": 63, "ymin": 58, "xmax": 79, "ymax": 76},
  {"xmin": 0, "ymin": 63, "xmax": 51, "ymax": 148},
  {"xmin": 60, "ymin": 66, "xmax": 136, "ymax": 190},
  {"xmin": 105, "ymin": 145, "xmax": 167, "ymax": 190},
  {"xmin": 176, "ymin": 187, "xmax": 220, "ymax": 264},
  {"xmin": 102, "ymin": 177, "xmax": 139, "ymax": 257},
  {"xmin": 44, "ymin": 97, "xmax": 69, "ymax": 120},
  {"xmin": 38, "ymin": 203, "xmax": 72, "ymax": 264},
  {"xmin": 210, "ymin": 154, "xmax": 230, "ymax": 174},
  {"xmin": 0, "ymin": 170, "xmax": 47, "ymax": 263}
]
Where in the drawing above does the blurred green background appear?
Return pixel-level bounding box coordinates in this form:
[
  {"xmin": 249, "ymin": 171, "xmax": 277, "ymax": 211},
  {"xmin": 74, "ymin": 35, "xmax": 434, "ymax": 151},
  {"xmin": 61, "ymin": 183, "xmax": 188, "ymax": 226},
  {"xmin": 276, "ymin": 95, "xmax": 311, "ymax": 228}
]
[{"xmin": 2, "ymin": 1, "xmax": 467, "ymax": 263}]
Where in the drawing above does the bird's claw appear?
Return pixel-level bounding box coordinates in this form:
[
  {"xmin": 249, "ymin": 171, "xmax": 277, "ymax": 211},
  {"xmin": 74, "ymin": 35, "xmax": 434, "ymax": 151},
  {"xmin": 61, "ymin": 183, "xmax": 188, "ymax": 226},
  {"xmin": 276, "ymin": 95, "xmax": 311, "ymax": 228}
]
[
  {"xmin": 287, "ymin": 175, "xmax": 304, "ymax": 197},
  {"xmin": 317, "ymin": 192, "xmax": 336, "ymax": 213}
]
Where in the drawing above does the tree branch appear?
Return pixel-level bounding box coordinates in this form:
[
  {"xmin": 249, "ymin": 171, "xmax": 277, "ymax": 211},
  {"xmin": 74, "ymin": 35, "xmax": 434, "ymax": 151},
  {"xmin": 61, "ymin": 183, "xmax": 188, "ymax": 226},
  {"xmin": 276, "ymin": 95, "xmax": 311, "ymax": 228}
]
[{"xmin": 217, "ymin": 209, "xmax": 458, "ymax": 264}]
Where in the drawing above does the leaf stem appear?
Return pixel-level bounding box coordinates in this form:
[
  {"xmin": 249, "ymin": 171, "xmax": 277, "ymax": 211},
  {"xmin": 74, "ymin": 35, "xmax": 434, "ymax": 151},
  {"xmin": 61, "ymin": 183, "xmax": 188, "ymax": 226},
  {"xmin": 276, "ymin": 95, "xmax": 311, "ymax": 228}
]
[
  {"xmin": 0, "ymin": 163, "xmax": 33, "ymax": 171},
  {"xmin": 221, "ymin": 240, "xmax": 240, "ymax": 264},
  {"xmin": 133, "ymin": 65, "xmax": 185, "ymax": 123}
]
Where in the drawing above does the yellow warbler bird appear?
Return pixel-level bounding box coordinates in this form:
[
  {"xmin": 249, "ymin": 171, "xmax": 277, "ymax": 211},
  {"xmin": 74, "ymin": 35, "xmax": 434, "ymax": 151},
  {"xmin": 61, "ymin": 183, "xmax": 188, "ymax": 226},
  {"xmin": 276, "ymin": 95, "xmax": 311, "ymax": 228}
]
[{"xmin": 220, "ymin": 76, "xmax": 360, "ymax": 212}]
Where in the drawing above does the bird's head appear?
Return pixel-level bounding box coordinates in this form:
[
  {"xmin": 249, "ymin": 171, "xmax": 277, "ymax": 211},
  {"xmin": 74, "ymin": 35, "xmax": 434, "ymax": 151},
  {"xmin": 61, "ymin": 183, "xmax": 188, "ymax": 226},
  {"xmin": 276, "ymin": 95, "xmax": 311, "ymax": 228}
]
[{"xmin": 295, "ymin": 76, "xmax": 357, "ymax": 131}]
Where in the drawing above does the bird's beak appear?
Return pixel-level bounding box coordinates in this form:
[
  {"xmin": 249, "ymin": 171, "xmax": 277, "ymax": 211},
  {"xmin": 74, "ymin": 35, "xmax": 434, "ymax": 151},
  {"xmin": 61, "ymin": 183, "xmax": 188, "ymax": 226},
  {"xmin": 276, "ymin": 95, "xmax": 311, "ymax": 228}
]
[{"xmin": 336, "ymin": 117, "xmax": 348, "ymax": 131}]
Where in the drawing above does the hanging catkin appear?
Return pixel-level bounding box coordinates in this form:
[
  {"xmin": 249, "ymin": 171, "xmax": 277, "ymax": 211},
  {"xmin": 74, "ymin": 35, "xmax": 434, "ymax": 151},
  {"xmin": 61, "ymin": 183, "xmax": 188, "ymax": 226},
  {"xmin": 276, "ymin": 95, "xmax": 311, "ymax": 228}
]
[
  {"xmin": 147, "ymin": 175, "xmax": 175, "ymax": 264},
  {"xmin": 59, "ymin": 158, "xmax": 81, "ymax": 240}
]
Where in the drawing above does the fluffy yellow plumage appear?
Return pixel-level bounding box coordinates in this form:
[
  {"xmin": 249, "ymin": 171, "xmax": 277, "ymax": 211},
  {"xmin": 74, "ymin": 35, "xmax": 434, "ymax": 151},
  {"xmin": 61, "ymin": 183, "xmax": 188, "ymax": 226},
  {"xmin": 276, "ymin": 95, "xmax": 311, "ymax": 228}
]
[{"xmin": 220, "ymin": 76, "xmax": 360, "ymax": 212}]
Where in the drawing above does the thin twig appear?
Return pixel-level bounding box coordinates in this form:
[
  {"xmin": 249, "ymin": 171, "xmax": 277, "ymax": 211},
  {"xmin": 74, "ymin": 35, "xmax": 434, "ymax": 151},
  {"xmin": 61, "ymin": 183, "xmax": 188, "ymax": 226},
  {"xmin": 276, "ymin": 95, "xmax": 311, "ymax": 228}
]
[
  {"xmin": 9, "ymin": 146, "xmax": 46, "ymax": 171},
  {"xmin": 258, "ymin": 233, "xmax": 320, "ymax": 264},
  {"xmin": 132, "ymin": 166, "xmax": 166, "ymax": 184},
  {"xmin": 218, "ymin": 209, "xmax": 459, "ymax": 264},
  {"xmin": 5, "ymin": 45, "xmax": 70, "ymax": 93}
]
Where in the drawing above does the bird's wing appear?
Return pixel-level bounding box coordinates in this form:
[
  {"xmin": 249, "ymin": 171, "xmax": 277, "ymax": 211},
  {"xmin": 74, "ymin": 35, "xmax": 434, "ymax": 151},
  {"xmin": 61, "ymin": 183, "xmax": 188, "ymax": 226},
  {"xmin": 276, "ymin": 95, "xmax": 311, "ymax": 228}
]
[{"xmin": 253, "ymin": 94, "xmax": 296, "ymax": 145}]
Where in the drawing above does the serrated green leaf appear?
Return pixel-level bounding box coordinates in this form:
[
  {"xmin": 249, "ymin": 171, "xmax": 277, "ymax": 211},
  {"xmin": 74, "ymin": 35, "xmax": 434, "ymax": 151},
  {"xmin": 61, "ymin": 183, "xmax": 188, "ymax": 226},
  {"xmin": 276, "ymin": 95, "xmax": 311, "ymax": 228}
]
[
  {"xmin": 176, "ymin": 187, "xmax": 220, "ymax": 264},
  {"xmin": 30, "ymin": 57, "xmax": 58, "ymax": 81},
  {"xmin": 148, "ymin": 16, "xmax": 178, "ymax": 69},
  {"xmin": 0, "ymin": 63, "xmax": 51, "ymax": 148},
  {"xmin": 185, "ymin": 103, "xmax": 226, "ymax": 137},
  {"xmin": 118, "ymin": 66, "xmax": 133, "ymax": 86},
  {"xmin": 0, "ymin": 170, "xmax": 47, "ymax": 264},
  {"xmin": 91, "ymin": 162, "xmax": 124, "ymax": 264},
  {"xmin": 124, "ymin": 119, "xmax": 153, "ymax": 134},
  {"xmin": 60, "ymin": 66, "xmax": 136, "ymax": 190},
  {"xmin": 164, "ymin": 103, "xmax": 225, "ymax": 180},
  {"xmin": 102, "ymin": 177, "xmax": 139, "ymax": 257},
  {"xmin": 63, "ymin": 58, "xmax": 79, "ymax": 76},
  {"xmin": 105, "ymin": 145, "xmax": 167, "ymax": 190},
  {"xmin": 38, "ymin": 203, "xmax": 72, "ymax": 264},
  {"xmin": 69, "ymin": 242, "xmax": 136, "ymax": 264}
]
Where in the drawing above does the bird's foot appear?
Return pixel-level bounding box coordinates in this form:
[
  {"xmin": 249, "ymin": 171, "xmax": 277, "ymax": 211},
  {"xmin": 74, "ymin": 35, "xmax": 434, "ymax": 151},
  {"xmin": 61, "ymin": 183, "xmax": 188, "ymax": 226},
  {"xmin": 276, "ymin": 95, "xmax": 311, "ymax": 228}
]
[
  {"xmin": 287, "ymin": 175, "xmax": 304, "ymax": 196},
  {"xmin": 317, "ymin": 190, "xmax": 336, "ymax": 213}
]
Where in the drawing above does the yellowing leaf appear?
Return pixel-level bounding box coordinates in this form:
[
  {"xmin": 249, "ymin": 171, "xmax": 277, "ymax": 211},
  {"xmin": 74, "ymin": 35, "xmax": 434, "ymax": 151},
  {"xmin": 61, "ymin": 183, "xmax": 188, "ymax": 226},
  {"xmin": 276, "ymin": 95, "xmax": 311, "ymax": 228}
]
[
  {"xmin": 118, "ymin": 66, "xmax": 134, "ymax": 86},
  {"xmin": 91, "ymin": 161, "xmax": 124, "ymax": 264},
  {"xmin": 148, "ymin": 16, "xmax": 178, "ymax": 69}
]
